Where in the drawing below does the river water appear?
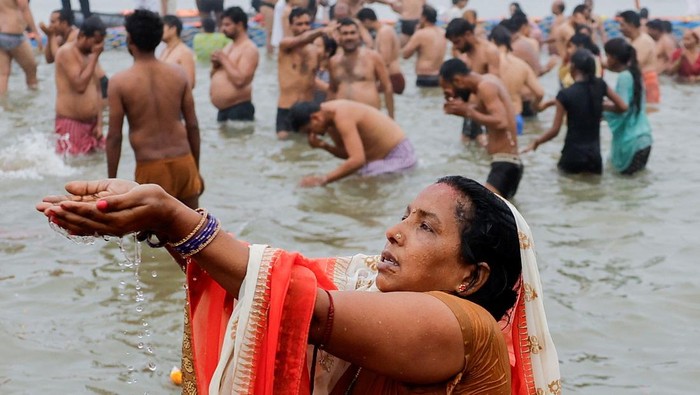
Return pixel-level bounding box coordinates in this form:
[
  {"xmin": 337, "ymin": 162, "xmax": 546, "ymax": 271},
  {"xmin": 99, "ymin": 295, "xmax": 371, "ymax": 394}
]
[{"xmin": 2, "ymin": 1, "xmax": 700, "ymax": 394}]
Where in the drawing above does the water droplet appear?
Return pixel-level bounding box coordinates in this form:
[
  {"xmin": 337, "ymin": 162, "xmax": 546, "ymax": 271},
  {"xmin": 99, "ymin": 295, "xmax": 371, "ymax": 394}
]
[
  {"xmin": 151, "ymin": 271, "xmax": 157, "ymax": 278},
  {"xmin": 147, "ymin": 361, "xmax": 157, "ymax": 371},
  {"xmin": 142, "ymin": 321, "xmax": 149, "ymax": 327},
  {"xmin": 127, "ymin": 365, "xmax": 135, "ymax": 372},
  {"xmin": 137, "ymin": 342, "xmax": 144, "ymax": 349},
  {"xmin": 146, "ymin": 345, "xmax": 154, "ymax": 354},
  {"xmin": 135, "ymin": 305, "xmax": 143, "ymax": 313}
]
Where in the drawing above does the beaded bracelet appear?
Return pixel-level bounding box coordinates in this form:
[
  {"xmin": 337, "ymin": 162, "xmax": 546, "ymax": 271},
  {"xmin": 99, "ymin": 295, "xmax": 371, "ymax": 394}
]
[{"xmin": 172, "ymin": 212, "xmax": 222, "ymax": 258}]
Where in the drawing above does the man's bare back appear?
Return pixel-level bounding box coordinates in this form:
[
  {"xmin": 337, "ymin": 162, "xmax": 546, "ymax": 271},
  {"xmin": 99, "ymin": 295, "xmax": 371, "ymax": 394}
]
[
  {"xmin": 324, "ymin": 100, "xmax": 404, "ymax": 161},
  {"xmin": 402, "ymin": 25, "xmax": 446, "ymax": 76},
  {"xmin": 108, "ymin": 60, "xmax": 196, "ymax": 164},
  {"xmin": 499, "ymin": 53, "xmax": 543, "ymax": 115}
]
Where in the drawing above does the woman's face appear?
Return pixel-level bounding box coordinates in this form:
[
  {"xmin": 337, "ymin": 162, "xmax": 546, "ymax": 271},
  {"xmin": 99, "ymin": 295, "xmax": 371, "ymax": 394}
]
[
  {"xmin": 377, "ymin": 183, "xmax": 471, "ymax": 293},
  {"xmin": 682, "ymin": 31, "xmax": 699, "ymax": 50}
]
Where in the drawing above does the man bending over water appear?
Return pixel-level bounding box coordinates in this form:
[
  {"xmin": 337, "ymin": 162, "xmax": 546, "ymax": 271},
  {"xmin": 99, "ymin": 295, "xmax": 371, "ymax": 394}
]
[
  {"xmin": 440, "ymin": 58, "xmax": 523, "ymax": 199},
  {"xmin": 289, "ymin": 100, "xmax": 416, "ymax": 187},
  {"xmin": 106, "ymin": 10, "xmax": 202, "ymax": 209}
]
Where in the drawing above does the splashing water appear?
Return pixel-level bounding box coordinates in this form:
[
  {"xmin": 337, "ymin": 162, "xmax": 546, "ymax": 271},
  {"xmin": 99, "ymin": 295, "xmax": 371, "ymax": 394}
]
[
  {"xmin": 0, "ymin": 132, "xmax": 80, "ymax": 180},
  {"xmin": 47, "ymin": 223, "xmax": 158, "ymax": 385}
]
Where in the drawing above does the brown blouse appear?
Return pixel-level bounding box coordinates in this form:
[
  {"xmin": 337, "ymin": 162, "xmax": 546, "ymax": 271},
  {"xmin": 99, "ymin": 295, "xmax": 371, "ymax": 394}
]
[{"xmin": 330, "ymin": 292, "xmax": 511, "ymax": 395}]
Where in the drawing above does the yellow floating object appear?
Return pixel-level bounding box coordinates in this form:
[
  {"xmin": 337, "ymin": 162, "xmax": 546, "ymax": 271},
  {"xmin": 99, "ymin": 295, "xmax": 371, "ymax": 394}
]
[{"xmin": 170, "ymin": 366, "xmax": 183, "ymax": 386}]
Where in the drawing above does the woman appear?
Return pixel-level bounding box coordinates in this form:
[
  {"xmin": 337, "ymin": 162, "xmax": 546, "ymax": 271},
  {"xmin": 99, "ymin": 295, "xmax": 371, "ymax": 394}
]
[
  {"xmin": 603, "ymin": 38, "xmax": 653, "ymax": 175},
  {"xmin": 559, "ymin": 32, "xmax": 602, "ymax": 88},
  {"xmin": 669, "ymin": 30, "xmax": 700, "ymax": 83},
  {"xmin": 37, "ymin": 176, "xmax": 560, "ymax": 394},
  {"xmin": 523, "ymin": 49, "xmax": 628, "ymax": 174}
]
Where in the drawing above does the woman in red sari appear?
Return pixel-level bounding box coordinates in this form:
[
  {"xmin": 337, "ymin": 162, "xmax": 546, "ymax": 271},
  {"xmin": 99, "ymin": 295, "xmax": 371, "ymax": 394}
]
[
  {"xmin": 38, "ymin": 176, "xmax": 560, "ymax": 395},
  {"xmin": 670, "ymin": 30, "xmax": 700, "ymax": 83}
]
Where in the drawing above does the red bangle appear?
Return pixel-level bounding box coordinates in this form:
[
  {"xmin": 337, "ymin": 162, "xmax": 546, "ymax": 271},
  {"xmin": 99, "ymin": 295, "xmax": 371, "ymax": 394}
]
[{"xmin": 319, "ymin": 289, "xmax": 335, "ymax": 349}]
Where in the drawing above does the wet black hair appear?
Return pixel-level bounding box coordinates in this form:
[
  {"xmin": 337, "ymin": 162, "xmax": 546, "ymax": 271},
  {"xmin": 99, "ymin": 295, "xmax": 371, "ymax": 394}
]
[
  {"xmin": 573, "ymin": 4, "xmax": 588, "ymax": 16},
  {"xmin": 436, "ymin": 176, "xmax": 521, "ymax": 321},
  {"xmin": 445, "ymin": 18, "xmax": 474, "ymax": 40},
  {"xmin": 570, "ymin": 32, "xmax": 600, "ymax": 55},
  {"xmin": 510, "ymin": 12, "xmax": 528, "ymax": 31},
  {"xmin": 125, "ymin": 9, "xmax": 162, "ymax": 52},
  {"xmin": 439, "ymin": 58, "xmax": 471, "ymax": 82},
  {"xmin": 80, "ymin": 15, "xmax": 106, "ymax": 38},
  {"xmin": 639, "ymin": 7, "xmax": 649, "ymax": 19},
  {"xmin": 289, "ymin": 101, "xmax": 321, "ymax": 131},
  {"xmin": 322, "ymin": 34, "xmax": 338, "ymax": 57},
  {"xmin": 662, "ymin": 20, "xmax": 673, "ymax": 34},
  {"xmin": 289, "ymin": 7, "xmax": 311, "ymax": 24},
  {"xmin": 489, "ymin": 25, "xmax": 512, "ymax": 52},
  {"xmin": 571, "ymin": 48, "xmax": 603, "ymax": 121},
  {"xmin": 554, "ymin": 2, "xmax": 565, "ymax": 14},
  {"xmin": 202, "ymin": 17, "xmax": 216, "ymax": 33},
  {"xmin": 645, "ymin": 18, "xmax": 663, "ymax": 33},
  {"xmin": 422, "ymin": 5, "xmax": 437, "ymax": 24},
  {"xmin": 604, "ymin": 37, "xmax": 642, "ymax": 115},
  {"xmin": 619, "ymin": 10, "xmax": 641, "ymax": 28},
  {"xmin": 509, "ymin": 2, "xmax": 522, "ymax": 14},
  {"xmin": 338, "ymin": 17, "xmax": 358, "ymax": 28},
  {"xmin": 54, "ymin": 8, "xmax": 75, "ymax": 26},
  {"xmin": 222, "ymin": 6, "xmax": 248, "ymax": 30},
  {"xmin": 356, "ymin": 7, "xmax": 377, "ymax": 22},
  {"xmin": 162, "ymin": 14, "xmax": 183, "ymax": 36}
]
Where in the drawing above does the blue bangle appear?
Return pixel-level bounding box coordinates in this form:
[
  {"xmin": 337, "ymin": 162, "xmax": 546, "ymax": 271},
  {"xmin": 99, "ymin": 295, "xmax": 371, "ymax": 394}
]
[{"xmin": 173, "ymin": 213, "xmax": 222, "ymax": 258}]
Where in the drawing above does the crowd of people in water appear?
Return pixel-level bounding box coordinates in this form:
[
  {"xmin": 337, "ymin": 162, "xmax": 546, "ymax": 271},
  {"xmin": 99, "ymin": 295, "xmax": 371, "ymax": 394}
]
[
  {"xmin": 5, "ymin": 0, "xmax": 697, "ymax": 393},
  {"xmin": 3, "ymin": 0, "xmax": 699, "ymax": 202}
]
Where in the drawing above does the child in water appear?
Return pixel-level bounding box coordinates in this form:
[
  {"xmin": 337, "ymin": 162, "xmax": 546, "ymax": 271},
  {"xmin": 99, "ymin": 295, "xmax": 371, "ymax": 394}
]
[
  {"xmin": 603, "ymin": 38, "xmax": 653, "ymax": 175},
  {"xmin": 523, "ymin": 49, "xmax": 627, "ymax": 175}
]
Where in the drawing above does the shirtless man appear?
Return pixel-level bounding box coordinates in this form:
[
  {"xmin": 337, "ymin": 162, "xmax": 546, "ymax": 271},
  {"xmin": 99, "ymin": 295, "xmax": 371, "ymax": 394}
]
[
  {"xmin": 210, "ymin": 7, "xmax": 259, "ymax": 122},
  {"xmin": 462, "ymin": 9, "xmax": 486, "ymax": 40},
  {"xmin": 161, "ymin": 15, "xmax": 196, "ymax": 89},
  {"xmin": 551, "ymin": 5, "xmax": 587, "ymax": 60},
  {"xmin": 357, "ymin": 8, "xmax": 405, "ymax": 94},
  {"xmin": 544, "ymin": 0, "xmax": 566, "ymax": 55},
  {"xmin": 619, "ymin": 10, "xmax": 660, "ymax": 104},
  {"xmin": 490, "ymin": 26, "xmax": 543, "ymax": 135},
  {"xmin": 445, "ymin": 18, "xmax": 499, "ymax": 143},
  {"xmin": 445, "ymin": 18, "xmax": 499, "ymax": 77},
  {"xmin": 329, "ymin": 18, "xmax": 394, "ymax": 118},
  {"xmin": 289, "ymin": 100, "xmax": 416, "ymax": 186},
  {"xmin": 583, "ymin": 0, "xmax": 606, "ymax": 46},
  {"xmin": 54, "ymin": 16, "xmax": 106, "ymax": 156},
  {"xmin": 107, "ymin": 10, "xmax": 202, "ymax": 209},
  {"xmin": 0, "ymin": 0, "xmax": 41, "ymax": 95},
  {"xmin": 646, "ymin": 19, "xmax": 677, "ymax": 74},
  {"xmin": 439, "ymin": 58, "xmax": 522, "ymax": 199},
  {"xmin": 41, "ymin": 9, "xmax": 78, "ymax": 64},
  {"xmin": 276, "ymin": 9, "xmax": 331, "ymax": 139},
  {"xmin": 372, "ymin": 0, "xmax": 425, "ymax": 46},
  {"xmin": 401, "ymin": 5, "xmax": 447, "ymax": 88}
]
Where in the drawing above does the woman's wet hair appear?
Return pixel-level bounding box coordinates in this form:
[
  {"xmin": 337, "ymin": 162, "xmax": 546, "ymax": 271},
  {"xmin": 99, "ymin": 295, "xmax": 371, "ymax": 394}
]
[
  {"xmin": 436, "ymin": 176, "xmax": 521, "ymax": 321},
  {"xmin": 125, "ymin": 10, "xmax": 162, "ymax": 52},
  {"xmin": 571, "ymin": 48, "xmax": 604, "ymax": 120},
  {"xmin": 605, "ymin": 38, "xmax": 642, "ymax": 115},
  {"xmin": 570, "ymin": 32, "xmax": 599, "ymax": 55}
]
